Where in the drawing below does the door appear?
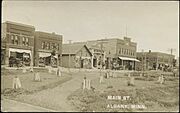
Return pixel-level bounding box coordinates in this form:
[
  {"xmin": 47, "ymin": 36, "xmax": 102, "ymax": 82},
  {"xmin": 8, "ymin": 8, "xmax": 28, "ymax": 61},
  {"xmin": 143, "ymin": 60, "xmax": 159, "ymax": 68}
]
[{"xmin": 81, "ymin": 59, "xmax": 84, "ymax": 68}]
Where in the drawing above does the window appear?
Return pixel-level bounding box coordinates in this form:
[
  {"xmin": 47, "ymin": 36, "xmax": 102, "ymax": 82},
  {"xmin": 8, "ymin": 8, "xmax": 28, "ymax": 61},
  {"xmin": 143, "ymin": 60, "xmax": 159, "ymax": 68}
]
[
  {"xmin": 54, "ymin": 43, "xmax": 57, "ymax": 50},
  {"xmin": 41, "ymin": 42, "xmax": 45, "ymax": 49},
  {"xmin": 46, "ymin": 42, "xmax": 50, "ymax": 49},
  {"xmin": 15, "ymin": 35, "xmax": 18, "ymax": 45},
  {"xmin": 51, "ymin": 43, "xmax": 55, "ymax": 49},
  {"xmin": 57, "ymin": 44, "xmax": 59, "ymax": 50},
  {"xmin": 22, "ymin": 37, "xmax": 25, "ymax": 45},
  {"xmin": 11, "ymin": 35, "xmax": 15, "ymax": 44},
  {"xmin": 25, "ymin": 38, "xmax": 29, "ymax": 46}
]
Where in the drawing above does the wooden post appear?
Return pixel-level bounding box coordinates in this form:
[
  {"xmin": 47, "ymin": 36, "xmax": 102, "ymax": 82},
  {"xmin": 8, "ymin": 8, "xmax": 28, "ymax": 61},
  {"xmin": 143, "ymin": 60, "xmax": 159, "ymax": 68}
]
[
  {"xmin": 57, "ymin": 67, "xmax": 62, "ymax": 77},
  {"xmin": 106, "ymin": 71, "xmax": 109, "ymax": 79},
  {"xmin": 128, "ymin": 73, "xmax": 131, "ymax": 78},
  {"xmin": 100, "ymin": 74, "xmax": 103, "ymax": 83},
  {"xmin": 12, "ymin": 76, "xmax": 21, "ymax": 89},
  {"xmin": 130, "ymin": 77, "xmax": 135, "ymax": 86},
  {"xmin": 22, "ymin": 68, "xmax": 27, "ymax": 73},
  {"xmin": 83, "ymin": 77, "xmax": 86, "ymax": 89},
  {"xmin": 87, "ymin": 80, "xmax": 91, "ymax": 90},
  {"xmin": 159, "ymin": 75, "xmax": 164, "ymax": 84},
  {"xmin": 140, "ymin": 73, "xmax": 142, "ymax": 77},
  {"xmin": 30, "ymin": 67, "xmax": 33, "ymax": 72},
  {"xmin": 34, "ymin": 72, "xmax": 41, "ymax": 82},
  {"xmin": 48, "ymin": 66, "xmax": 52, "ymax": 73}
]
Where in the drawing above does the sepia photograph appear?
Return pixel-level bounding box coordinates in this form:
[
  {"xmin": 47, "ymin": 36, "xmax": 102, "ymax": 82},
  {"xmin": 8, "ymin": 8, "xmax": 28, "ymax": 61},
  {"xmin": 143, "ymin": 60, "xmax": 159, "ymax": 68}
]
[{"xmin": 1, "ymin": 0, "xmax": 179, "ymax": 112}]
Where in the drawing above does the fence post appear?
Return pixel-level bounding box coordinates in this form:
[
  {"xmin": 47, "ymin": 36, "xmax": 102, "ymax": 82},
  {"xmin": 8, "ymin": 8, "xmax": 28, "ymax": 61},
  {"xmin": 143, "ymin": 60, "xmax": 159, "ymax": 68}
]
[{"xmin": 12, "ymin": 76, "xmax": 21, "ymax": 89}]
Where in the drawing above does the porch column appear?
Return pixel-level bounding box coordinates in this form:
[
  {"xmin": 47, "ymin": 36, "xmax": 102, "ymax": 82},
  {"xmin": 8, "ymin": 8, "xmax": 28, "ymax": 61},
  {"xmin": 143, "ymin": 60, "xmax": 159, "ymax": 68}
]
[
  {"xmin": 156, "ymin": 58, "xmax": 158, "ymax": 70},
  {"xmin": 122, "ymin": 59, "xmax": 124, "ymax": 70},
  {"xmin": 5, "ymin": 47, "xmax": 9, "ymax": 66},
  {"xmin": 91, "ymin": 50, "xmax": 94, "ymax": 68},
  {"xmin": 30, "ymin": 47, "xmax": 33, "ymax": 67}
]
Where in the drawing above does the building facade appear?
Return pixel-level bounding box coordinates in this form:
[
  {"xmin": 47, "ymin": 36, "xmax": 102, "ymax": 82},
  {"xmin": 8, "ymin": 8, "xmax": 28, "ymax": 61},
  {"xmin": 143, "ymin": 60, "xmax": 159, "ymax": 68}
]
[
  {"xmin": 62, "ymin": 44, "xmax": 92, "ymax": 69},
  {"xmin": 1, "ymin": 21, "xmax": 35, "ymax": 67},
  {"xmin": 73, "ymin": 41, "xmax": 105, "ymax": 69},
  {"xmin": 136, "ymin": 50, "xmax": 175, "ymax": 71},
  {"xmin": 97, "ymin": 37, "xmax": 139, "ymax": 70},
  {"xmin": 34, "ymin": 31, "xmax": 62, "ymax": 67}
]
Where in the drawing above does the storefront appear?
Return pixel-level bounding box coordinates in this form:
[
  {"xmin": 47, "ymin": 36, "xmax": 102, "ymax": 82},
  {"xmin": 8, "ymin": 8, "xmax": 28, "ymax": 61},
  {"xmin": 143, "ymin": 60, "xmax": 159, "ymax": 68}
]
[
  {"xmin": 75, "ymin": 56, "xmax": 91, "ymax": 69},
  {"xmin": 8, "ymin": 48, "xmax": 32, "ymax": 67},
  {"xmin": 38, "ymin": 52, "xmax": 58, "ymax": 67},
  {"xmin": 118, "ymin": 56, "xmax": 140, "ymax": 70},
  {"xmin": 1, "ymin": 48, "xmax": 5, "ymax": 65}
]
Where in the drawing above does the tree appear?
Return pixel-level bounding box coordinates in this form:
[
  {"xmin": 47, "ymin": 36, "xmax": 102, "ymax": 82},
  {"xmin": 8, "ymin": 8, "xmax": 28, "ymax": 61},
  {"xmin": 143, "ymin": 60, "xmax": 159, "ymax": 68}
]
[{"xmin": 51, "ymin": 50, "xmax": 56, "ymax": 56}]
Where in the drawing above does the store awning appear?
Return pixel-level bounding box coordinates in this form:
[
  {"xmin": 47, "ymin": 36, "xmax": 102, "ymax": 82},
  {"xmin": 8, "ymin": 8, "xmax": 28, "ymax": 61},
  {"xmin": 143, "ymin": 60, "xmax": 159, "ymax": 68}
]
[
  {"xmin": 118, "ymin": 56, "xmax": 140, "ymax": 62},
  {"xmin": 53, "ymin": 54, "xmax": 58, "ymax": 59},
  {"xmin": 39, "ymin": 52, "xmax": 51, "ymax": 58},
  {"xmin": 9, "ymin": 48, "xmax": 31, "ymax": 54},
  {"xmin": 76, "ymin": 56, "xmax": 91, "ymax": 59}
]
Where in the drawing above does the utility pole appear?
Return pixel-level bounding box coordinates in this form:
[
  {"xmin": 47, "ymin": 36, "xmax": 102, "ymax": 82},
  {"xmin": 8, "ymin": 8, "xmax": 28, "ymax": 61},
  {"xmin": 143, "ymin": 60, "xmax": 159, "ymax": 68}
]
[
  {"xmin": 142, "ymin": 49, "xmax": 144, "ymax": 76},
  {"xmin": 68, "ymin": 40, "xmax": 72, "ymax": 72},
  {"xmin": 98, "ymin": 39, "xmax": 108, "ymax": 83},
  {"xmin": 167, "ymin": 48, "xmax": 176, "ymax": 67}
]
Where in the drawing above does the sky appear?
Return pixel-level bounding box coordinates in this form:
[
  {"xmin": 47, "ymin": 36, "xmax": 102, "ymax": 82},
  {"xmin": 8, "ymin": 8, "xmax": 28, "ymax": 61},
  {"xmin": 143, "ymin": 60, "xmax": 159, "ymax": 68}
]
[{"xmin": 2, "ymin": 1, "xmax": 179, "ymax": 58}]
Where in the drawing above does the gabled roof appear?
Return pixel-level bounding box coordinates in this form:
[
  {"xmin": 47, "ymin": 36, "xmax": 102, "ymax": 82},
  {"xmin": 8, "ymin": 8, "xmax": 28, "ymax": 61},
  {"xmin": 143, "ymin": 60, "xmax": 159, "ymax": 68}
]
[{"xmin": 62, "ymin": 43, "xmax": 92, "ymax": 56}]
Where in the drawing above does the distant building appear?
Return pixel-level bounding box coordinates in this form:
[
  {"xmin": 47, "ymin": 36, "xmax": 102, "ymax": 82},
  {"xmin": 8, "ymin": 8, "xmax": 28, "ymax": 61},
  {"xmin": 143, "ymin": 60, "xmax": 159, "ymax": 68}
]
[
  {"xmin": 34, "ymin": 31, "xmax": 62, "ymax": 67},
  {"xmin": 136, "ymin": 50, "xmax": 175, "ymax": 71},
  {"xmin": 1, "ymin": 21, "xmax": 35, "ymax": 67},
  {"xmin": 62, "ymin": 44, "xmax": 92, "ymax": 69},
  {"xmin": 176, "ymin": 57, "xmax": 179, "ymax": 68}
]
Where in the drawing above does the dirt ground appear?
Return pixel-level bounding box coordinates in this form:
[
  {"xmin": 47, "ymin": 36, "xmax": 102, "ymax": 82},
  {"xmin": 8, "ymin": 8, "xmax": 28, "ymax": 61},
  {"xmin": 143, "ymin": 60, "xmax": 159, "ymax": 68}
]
[
  {"xmin": 1, "ymin": 68, "xmax": 179, "ymax": 112},
  {"xmin": 1, "ymin": 68, "xmax": 72, "ymax": 97},
  {"xmin": 67, "ymin": 71, "xmax": 179, "ymax": 112}
]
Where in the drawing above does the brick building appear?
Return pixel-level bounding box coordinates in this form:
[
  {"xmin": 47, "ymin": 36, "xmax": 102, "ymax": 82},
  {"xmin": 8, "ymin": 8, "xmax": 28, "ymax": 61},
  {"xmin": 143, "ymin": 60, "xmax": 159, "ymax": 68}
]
[
  {"xmin": 1, "ymin": 21, "xmax": 35, "ymax": 67},
  {"xmin": 62, "ymin": 44, "xmax": 92, "ymax": 69},
  {"xmin": 86, "ymin": 37, "xmax": 139, "ymax": 70},
  {"xmin": 34, "ymin": 31, "xmax": 62, "ymax": 67},
  {"xmin": 136, "ymin": 50, "xmax": 175, "ymax": 71}
]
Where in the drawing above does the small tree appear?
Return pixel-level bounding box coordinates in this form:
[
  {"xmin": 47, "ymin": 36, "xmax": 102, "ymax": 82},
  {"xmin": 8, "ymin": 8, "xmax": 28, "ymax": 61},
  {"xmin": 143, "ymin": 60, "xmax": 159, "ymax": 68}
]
[{"xmin": 51, "ymin": 50, "xmax": 56, "ymax": 56}]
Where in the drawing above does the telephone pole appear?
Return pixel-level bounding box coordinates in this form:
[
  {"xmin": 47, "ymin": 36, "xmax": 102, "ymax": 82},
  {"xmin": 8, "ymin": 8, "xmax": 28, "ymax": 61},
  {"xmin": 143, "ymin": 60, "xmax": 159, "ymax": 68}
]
[
  {"xmin": 167, "ymin": 48, "xmax": 176, "ymax": 67},
  {"xmin": 98, "ymin": 39, "xmax": 108, "ymax": 83},
  {"xmin": 68, "ymin": 40, "xmax": 72, "ymax": 72}
]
